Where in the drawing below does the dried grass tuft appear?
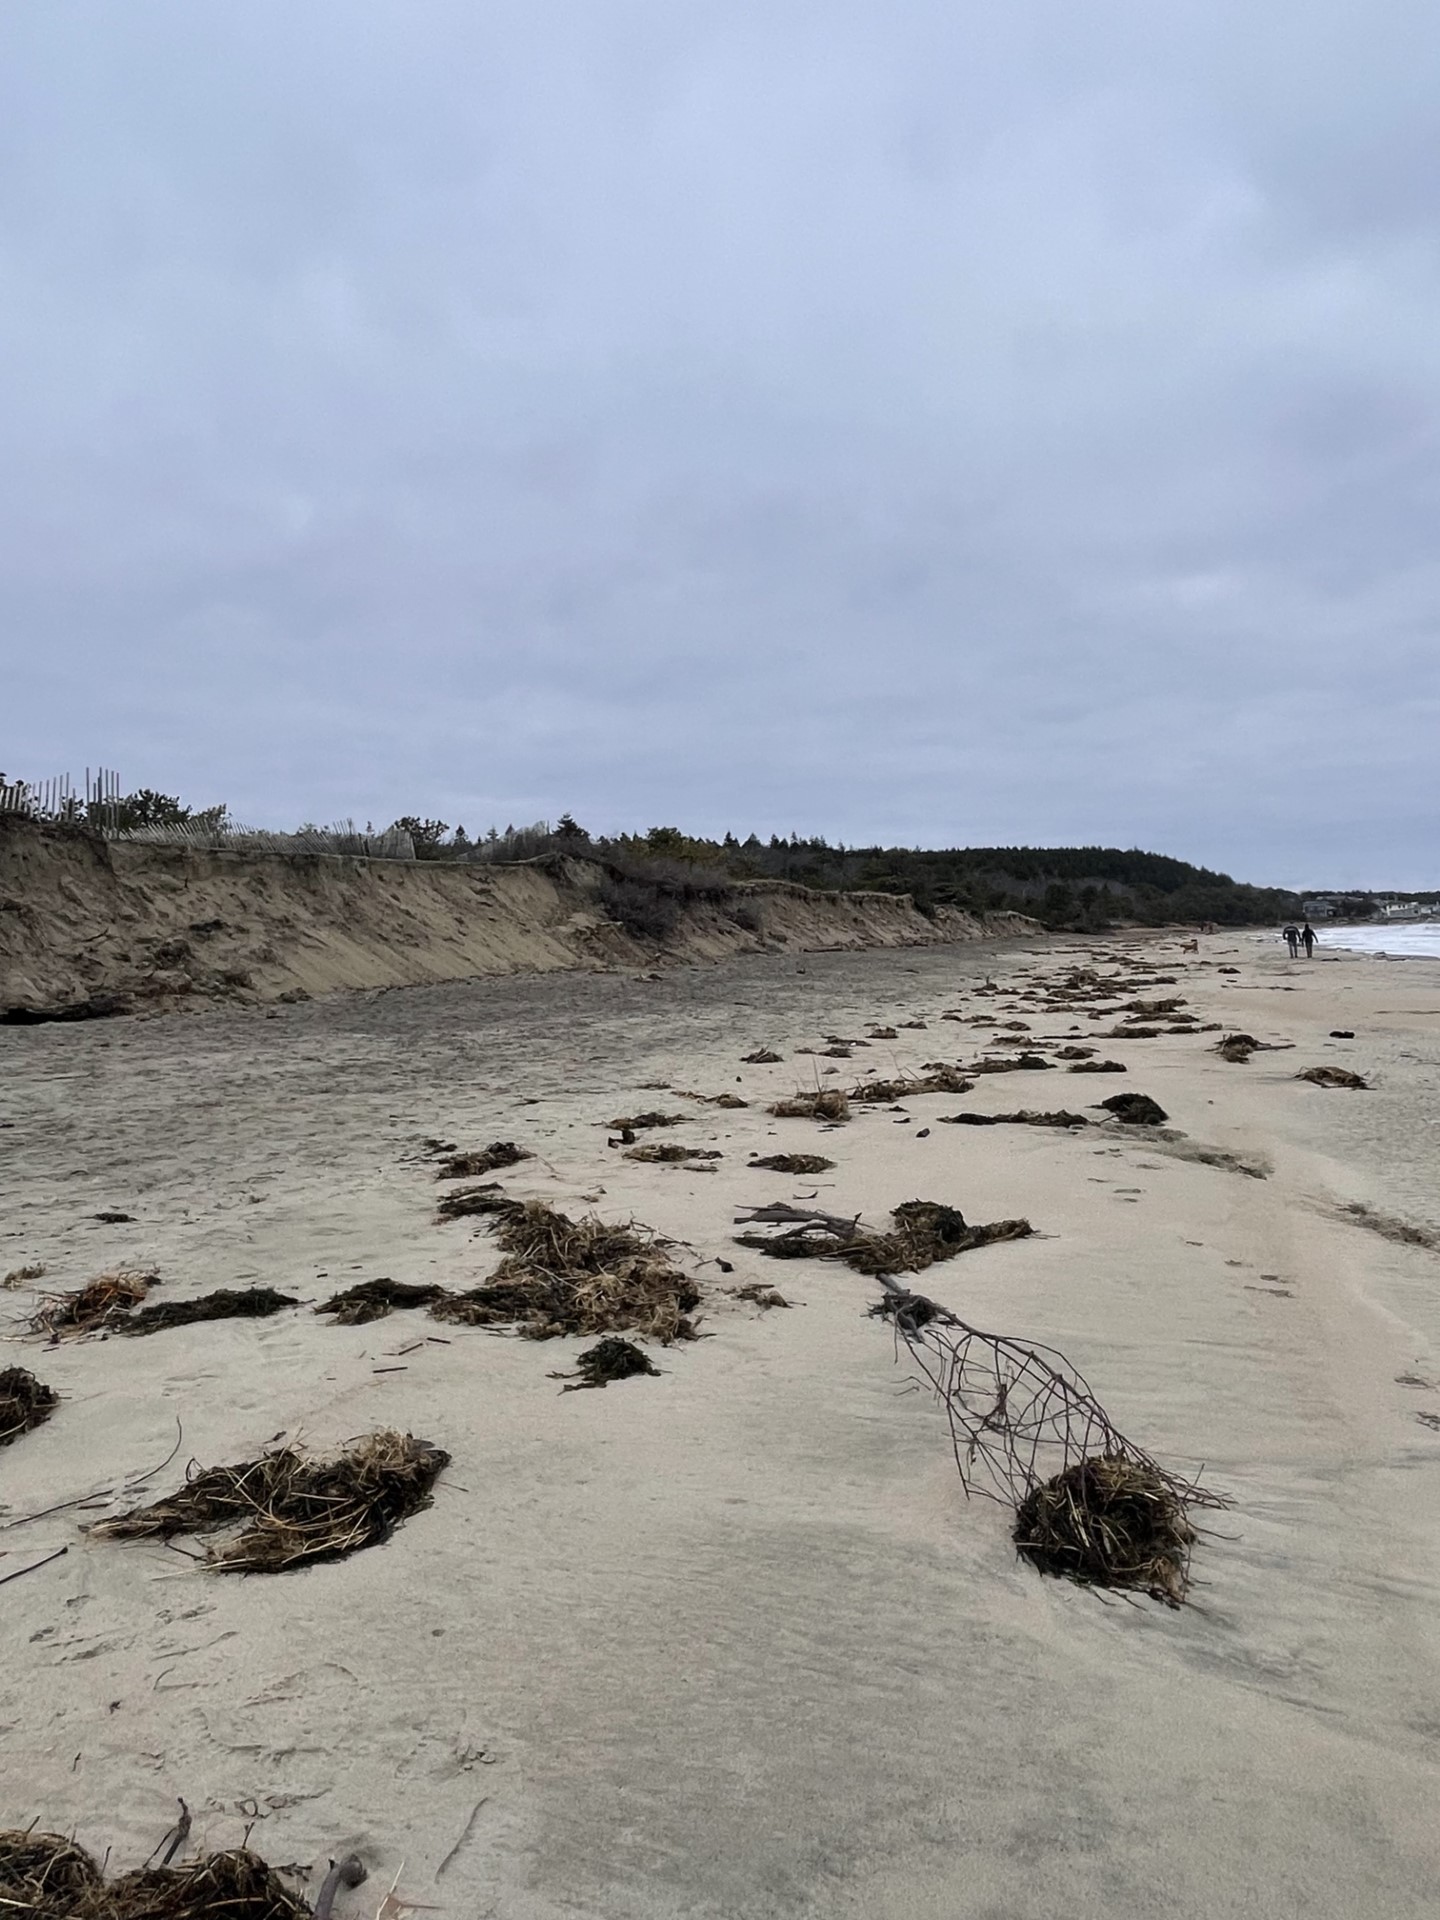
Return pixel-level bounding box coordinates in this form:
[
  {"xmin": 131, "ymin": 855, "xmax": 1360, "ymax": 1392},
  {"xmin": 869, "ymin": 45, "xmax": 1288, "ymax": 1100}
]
[
  {"xmin": 435, "ymin": 1182, "xmax": 525, "ymax": 1222},
  {"xmin": 93, "ymin": 1429, "xmax": 448, "ymax": 1573},
  {"xmin": 30, "ymin": 1270, "xmax": 157, "ymax": 1339},
  {"xmin": 1, "ymin": 1367, "xmax": 59, "ymax": 1447},
  {"xmin": 1013, "ymin": 1454, "xmax": 1197, "ymax": 1605},
  {"xmin": 436, "ymin": 1142, "xmax": 532, "ymax": 1179},
  {"xmin": 0, "ymin": 1831, "xmax": 312, "ymax": 1920},
  {"xmin": 431, "ymin": 1201, "xmax": 701, "ymax": 1342}
]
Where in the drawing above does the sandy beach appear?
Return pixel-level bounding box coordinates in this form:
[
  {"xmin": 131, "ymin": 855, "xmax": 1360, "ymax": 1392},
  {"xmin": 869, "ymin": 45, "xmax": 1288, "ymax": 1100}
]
[{"xmin": 4, "ymin": 931, "xmax": 1440, "ymax": 1919}]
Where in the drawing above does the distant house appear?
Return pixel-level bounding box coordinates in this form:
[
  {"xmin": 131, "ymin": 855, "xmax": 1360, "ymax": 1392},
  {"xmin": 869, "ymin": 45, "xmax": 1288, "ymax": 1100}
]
[{"xmin": 1301, "ymin": 898, "xmax": 1339, "ymax": 918}]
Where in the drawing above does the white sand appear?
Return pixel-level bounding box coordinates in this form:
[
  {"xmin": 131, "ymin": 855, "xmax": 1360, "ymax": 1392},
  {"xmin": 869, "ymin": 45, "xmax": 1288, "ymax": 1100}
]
[{"xmin": 3, "ymin": 934, "xmax": 1439, "ymax": 1917}]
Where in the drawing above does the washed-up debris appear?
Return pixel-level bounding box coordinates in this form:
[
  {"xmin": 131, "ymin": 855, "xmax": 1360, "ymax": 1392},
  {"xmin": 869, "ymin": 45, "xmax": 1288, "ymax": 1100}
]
[
  {"xmin": 735, "ymin": 1200, "xmax": 1031, "ymax": 1277},
  {"xmin": 30, "ymin": 1270, "xmax": 157, "ymax": 1339},
  {"xmin": 768, "ymin": 1091, "xmax": 851, "ymax": 1122},
  {"xmin": 849, "ymin": 1068, "xmax": 975, "ymax": 1102},
  {"xmin": 117, "ymin": 1287, "xmax": 299, "ymax": 1336},
  {"xmin": 1068, "ymin": 1059, "xmax": 1127, "ymax": 1073},
  {"xmin": 316, "ymin": 1278, "xmax": 449, "ymax": 1325},
  {"xmin": 604, "ymin": 1111, "xmax": 687, "ymax": 1130},
  {"xmin": 552, "ymin": 1337, "xmax": 660, "ymax": 1390},
  {"xmin": 1297, "ymin": 1066, "xmax": 1368, "ymax": 1090},
  {"xmin": 3, "ymin": 1262, "xmax": 46, "ymax": 1289},
  {"xmin": 862, "ymin": 1265, "xmax": 1223, "ymax": 1604},
  {"xmin": 0, "ymin": 1367, "xmax": 58, "ymax": 1447},
  {"xmin": 681, "ymin": 1091, "xmax": 749, "ymax": 1108},
  {"xmin": 93, "ymin": 1211, "xmax": 135, "ymax": 1225},
  {"xmin": 1215, "ymin": 1032, "xmax": 1260, "ymax": 1061},
  {"xmin": 819, "ymin": 1045, "xmax": 853, "ymax": 1058},
  {"xmin": 967, "ymin": 1053, "xmax": 1054, "ymax": 1074},
  {"xmin": 734, "ymin": 1284, "xmax": 792, "ymax": 1309},
  {"xmin": 624, "ymin": 1144, "xmax": 722, "ymax": 1163},
  {"xmin": 1014, "ymin": 1456, "xmax": 1196, "ymax": 1605},
  {"xmin": 1054, "ymin": 1046, "xmax": 1094, "ymax": 1060},
  {"xmin": 741, "ymin": 1048, "xmax": 783, "ymax": 1064},
  {"xmin": 868, "ymin": 1026, "xmax": 898, "ymax": 1039},
  {"xmin": 1098, "ymin": 1093, "xmax": 1168, "ymax": 1125},
  {"xmin": 1330, "ymin": 1029, "xmax": 1355, "ymax": 1039},
  {"xmin": 436, "ymin": 1142, "xmax": 532, "ymax": 1179},
  {"xmin": 93, "ymin": 1429, "xmax": 448, "ymax": 1573},
  {"xmin": 436, "ymin": 1181, "xmax": 523, "ymax": 1221},
  {"xmin": 432, "ymin": 1200, "xmax": 700, "ymax": 1341},
  {"xmin": 0, "ymin": 1830, "xmax": 330, "ymax": 1920},
  {"xmin": 1122, "ymin": 997, "xmax": 1186, "ymax": 1017},
  {"xmin": 1107, "ymin": 1025, "xmax": 1160, "ymax": 1039},
  {"xmin": 747, "ymin": 1153, "xmax": 836, "ymax": 1174},
  {"xmin": 1339, "ymin": 1202, "xmax": 1439, "ymax": 1250},
  {"xmin": 939, "ymin": 1110, "xmax": 1089, "ymax": 1129}
]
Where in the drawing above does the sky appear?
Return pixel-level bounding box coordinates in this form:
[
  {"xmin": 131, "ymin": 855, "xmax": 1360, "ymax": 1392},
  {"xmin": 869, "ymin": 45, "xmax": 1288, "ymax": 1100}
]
[{"xmin": 2, "ymin": 2, "xmax": 1437, "ymax": 889}]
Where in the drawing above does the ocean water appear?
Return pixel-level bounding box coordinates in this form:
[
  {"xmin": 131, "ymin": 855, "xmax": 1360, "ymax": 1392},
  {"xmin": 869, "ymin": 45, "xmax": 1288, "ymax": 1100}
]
[{"xmin": 1328, "ymin": 923, "xmax": 1440, "ymax": 959}]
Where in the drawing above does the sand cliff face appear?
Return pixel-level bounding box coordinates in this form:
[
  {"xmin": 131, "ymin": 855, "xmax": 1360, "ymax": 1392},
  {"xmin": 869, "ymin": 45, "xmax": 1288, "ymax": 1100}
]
[{"xmin": 0, "ymin": 817, "xmax": 1031, "ymax": 1016}]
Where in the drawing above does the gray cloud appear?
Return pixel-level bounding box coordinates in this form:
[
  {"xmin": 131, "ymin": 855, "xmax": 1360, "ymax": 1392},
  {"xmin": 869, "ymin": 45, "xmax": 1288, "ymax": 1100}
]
[{"xmin": 3, "ymin": 1, "xmax": 1437, "ymax": 886}]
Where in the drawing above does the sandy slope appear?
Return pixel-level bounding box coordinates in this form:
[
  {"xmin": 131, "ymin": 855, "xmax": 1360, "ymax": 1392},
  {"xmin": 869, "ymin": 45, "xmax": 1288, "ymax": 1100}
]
[
  {"xmin": 2, "ymin": 933, "xmax": 1439, "ymax": 1918},
  {"xmin": 0, "ymin": 816, "xmax": 1025, "ymax": 1015}
]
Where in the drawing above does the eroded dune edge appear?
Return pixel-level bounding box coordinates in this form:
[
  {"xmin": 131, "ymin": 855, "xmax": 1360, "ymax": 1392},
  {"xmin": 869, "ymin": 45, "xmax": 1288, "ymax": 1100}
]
[{"xmin": 0, "ymin": 817, "xmax": 1034, "ymax": 1017}]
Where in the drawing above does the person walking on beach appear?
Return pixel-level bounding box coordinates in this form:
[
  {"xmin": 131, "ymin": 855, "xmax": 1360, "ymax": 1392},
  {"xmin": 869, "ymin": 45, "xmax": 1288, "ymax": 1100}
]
[
  {"xmin": 1301, "ymin": 922, "xmax": 1317, "ymax": 958},
  {"xmin": 1283, "ymin": 922, "xmax": 1300, "ymax": 958}
]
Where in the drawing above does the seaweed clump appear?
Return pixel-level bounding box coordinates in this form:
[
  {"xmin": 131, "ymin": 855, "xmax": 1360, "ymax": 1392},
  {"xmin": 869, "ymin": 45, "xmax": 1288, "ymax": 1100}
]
[
  {"xmin": 316, "ymin": 1278, "xmax": 449, "ymax": 1325},
  {"xmin": 1068, "ymin": 1059, "xmax": 1127, "ymax": 1074},
  {"xmin": 117, "ymin": 1288, "xmax": 299, "ymax": 1337},
  {"xmin": 848, "ymin": 1069, "xmax": 975, "ymax": 1102},
  {"xmin": 1098, "ymin": 1093, "xmax": 1169, "ymax": 1126},
  {"xmin": 436, "ymin": 1142, "xmax": 532, "ymax": 1179},
  {"xmin": 624, "ymin": 1144, "xmax": 722, "ymax": 1164},
  {"xmin": 1, "ymin": 1367, "xmax": 59, "ymax": 1447},
  {"xmin": 0, "ymin": 1831, "xmax": 312, "ymax": 1920},
  {"xmin": 92, "ymin": 1429, "xmax": 448, "ymax": 1573},
  {"xmin": 1013, "ymin": 1454, "xmax": 1197, "ymax": 1606},
  {"xmin": 552, "ymin": 1337, "xmax": 661, "ymax": 1391},
  {"xmin": 767, "ymin": 1091, "xmax": 851, "ymax": 1123},
  {"xmin": 939, "ymin": 1110, "xmax": 1088, "ymax": 1129},
  {"xmin": 1215, "ymin": 1033, "xmax": 1260, "ymax": 1062},
  {"xmin": 1297, "ymin": 1066, "xmax": 1368, "ymax": 1090},
  {"xmin": 431, "ymin": 1200, "xmax": 701, "ymax": 1342},
  {"xmin": 747, "ymin": 1153, "xmax": 836, "ymax": 1174}
]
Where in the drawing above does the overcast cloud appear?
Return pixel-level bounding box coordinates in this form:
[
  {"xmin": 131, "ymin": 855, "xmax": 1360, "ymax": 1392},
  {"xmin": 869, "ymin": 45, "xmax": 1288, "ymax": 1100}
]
[{"xmin": 2, "ymin": 2, "xmax": 1437, "ymax": 886}]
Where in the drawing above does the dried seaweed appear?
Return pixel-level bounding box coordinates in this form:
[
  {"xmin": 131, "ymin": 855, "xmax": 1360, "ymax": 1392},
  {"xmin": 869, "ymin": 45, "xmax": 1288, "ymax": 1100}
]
[
  {"xmin": 768, "ymin": 1091, "xmax": 851, "ymax": 1122},
  {"xmin": 741, "ymin": 1049, "xmax": 783, "ymax": 1064},
  {"xmin": 1068, "ymin": 1059, "xmax": 1127, "ymax": 1073},
  {"xmin": 939, "ymin": 1110, "xmax": 1089, "ymax": 1129},
  {"xmin": 604, "ymin": 1111, "xmax": 688, "ymax": 1130},
  {"xmin": 30, "ymin": 1270, "xmax": 156, "ymax": 1339},
  {"xmin": 436, "ymin": 1142, "xmax": 532, "ymax": 1179},
  {"xmin": 3, "ymin": 1262, "xmax": 46, "ymax": 1289},
  {"xmin": 736, "ymin": 1199, "xmax": 1032, "ymax": 1277},
  {"xmin": 1297, "ymin": 1066, "xmax": 1368, "ymax": 1090},
  {"xmin": 747, "ymin": 1153, "xmax": 837, "ymax": 1174},
  {"xmin": 848, "ymin": 1069, "xmax": 975, "ymax": 1102},
  {"xmin": 967, "ymin": 1053, "xmax": 1054, "ymax": 1074},
  {"xmin": 316, "ymin": 1278, "xmax": 449, "ymax": 1325},
  {"xmin": 733, "ymin": 1284, "xmax": 791, "ymax": 1309},
  {"xmin": 0, "ymin": 1368, "xmax": 59, "ymax": 1447},
  {"xmin": 93, "ymin": 1429, "xmax": 448, "ymax": 1573},
  {"xmin": 623, "ymin": 1144, "xmax": 722, "ymax": 1164},
  {"xmin": 431, "ymin": 1201, "xmax": 700, "ymax": 1341},
  {"xmin": 551, "ymin": 1337, "xmax": 660, "ymax": 1390},
  {"xmin": 1215, "ymin": 1033, "xmax": 1260, "ymax": 1062},
  {"xmin": 435, "ymin": 1182, "xmax": 525, "ymax": 1222},
  {"xmin": 117, "ymin": 1288, "xmax": 299, "ymax": 1337}
]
